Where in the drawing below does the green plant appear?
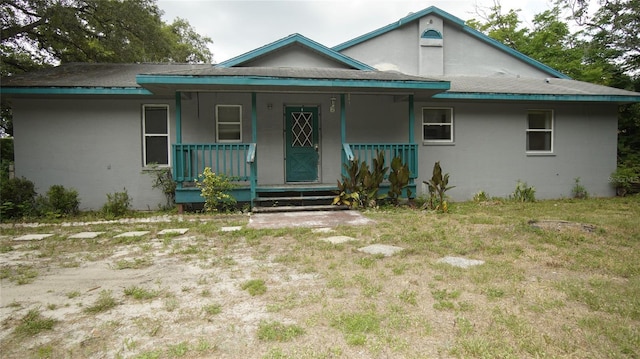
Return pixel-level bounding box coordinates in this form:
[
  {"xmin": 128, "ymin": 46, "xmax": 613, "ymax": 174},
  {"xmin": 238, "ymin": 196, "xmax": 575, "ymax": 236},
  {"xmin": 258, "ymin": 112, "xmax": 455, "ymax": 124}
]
[
  {"xmin": 0, "ymin": 176, "xmax": 37, "ymax": 219},
  {"xmin": 473, "ymin": 190, "xmax": 489, "ymax": 202},
  {"xmin": 145, "ymin": 164, "xmax": 176, "ymax": 209},
  {"xmin": 195, "ymin": 167, "xmax": 237, "ymax": 212},
  {"xmin": 257, "ymin": 320, "xmax": 305, "ymax": 342},
  {"xmin": 510, "ymin": 180, "xmax": 536, "ymax": 202},
  {"xmin": 36, "ymin": 185, "xmax": 80, "ymax": 217},
  {"xmin": 203, "ymin": 303, "xmax": 222, "ymax": 316},
  {"xmin": 333, "ymin": 151, "xmax": 388, "ymax": 208},
  {"xmin": 610, "ymin": 167, "xmax": 640, "ymax": 196},
  {"xmin": 124, "ymin": 286, "xmax": 158, "ymax": 300},
  {"xmin": 571, "ymin": 177, "xmax": 589, "ymax": 199},
  {"xmin": 388, "ymin": 156, "xmax": 412, "ymax": 205},
  {"xmin": 241, "ymin": 279, "xmax": 267, "ymax": 296},
  {"xmin": 102, "ymin": 188, "xmax": 131, "ymax": 218},
  {"xmin": 84, "ymin": 290, "xmax": 118, "ymax": 314},
  {"xmin": 424, "ymin": 161, "xmax": 455, "ymax": 212},
  {"xmin": 14, "ymin": 309, "xmax": 57, "ymax": 337}
]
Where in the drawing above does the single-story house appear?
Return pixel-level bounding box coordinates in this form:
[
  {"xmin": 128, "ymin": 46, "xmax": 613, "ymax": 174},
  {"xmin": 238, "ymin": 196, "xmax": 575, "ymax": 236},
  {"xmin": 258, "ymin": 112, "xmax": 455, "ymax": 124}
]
[{"xmin": 2, "ymin": 6, "xmax": 640, "ymax": 211}]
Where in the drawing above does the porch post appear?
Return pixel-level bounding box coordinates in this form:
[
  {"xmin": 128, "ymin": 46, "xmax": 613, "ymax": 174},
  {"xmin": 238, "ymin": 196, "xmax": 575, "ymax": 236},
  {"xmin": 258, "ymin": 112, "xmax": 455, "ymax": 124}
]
[
  {"xmin": 250, "ymin": 92, "xmax": 257, "ymax": 207},
  {"xmin": 175, "ymin": 91, "xmax": 183, "ymax": 213},
  {"xmin": 340, "ymin": 94, "xmax": 346, "ymax": 143},
  {"xmin": 408, "ymin": 94, "xmax": 415, "ymax": 143}
]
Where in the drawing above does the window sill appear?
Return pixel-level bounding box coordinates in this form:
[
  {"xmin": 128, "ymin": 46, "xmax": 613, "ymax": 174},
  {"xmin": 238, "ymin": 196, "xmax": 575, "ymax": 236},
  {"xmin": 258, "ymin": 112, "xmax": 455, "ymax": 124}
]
[
  {"xmin": 526, "ymin": 152, "xmax": 555, "ymax": 157},
  {"xmin": 423, "ymin": 141, "xmax": 455, "ymax": 146},
  {"xmin": 142, "ymin": 165, "xmax": 171, "ymax": 171}
]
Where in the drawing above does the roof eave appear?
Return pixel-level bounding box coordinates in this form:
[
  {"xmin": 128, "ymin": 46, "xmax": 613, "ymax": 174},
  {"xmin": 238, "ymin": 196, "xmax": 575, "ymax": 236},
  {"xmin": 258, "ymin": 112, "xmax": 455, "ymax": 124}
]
[
  {"xmin": 433, "ymin": 92, "xmax": 640, "ymax": 102},
  {"xmin": 0, "ymin": 87, "xmax": 153, "ymax": 96}
]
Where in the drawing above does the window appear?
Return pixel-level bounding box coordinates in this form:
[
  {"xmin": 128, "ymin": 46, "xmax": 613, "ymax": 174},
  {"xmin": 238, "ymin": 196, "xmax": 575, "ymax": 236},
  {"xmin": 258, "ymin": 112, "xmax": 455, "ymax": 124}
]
[
  {"xmin": 216, "ymin": 105, "xmax": 242, "ymax": 142},
  {"xmin": 423, "ymin": 107, "xmax": 453, "ymax": 143},
  {"xmin": 526, "ymin": 110, "xmax": 553, "ymax": 153},
  {"xmin": 142, "ymin": 105, "xmax": 169, "ymax": 166}
]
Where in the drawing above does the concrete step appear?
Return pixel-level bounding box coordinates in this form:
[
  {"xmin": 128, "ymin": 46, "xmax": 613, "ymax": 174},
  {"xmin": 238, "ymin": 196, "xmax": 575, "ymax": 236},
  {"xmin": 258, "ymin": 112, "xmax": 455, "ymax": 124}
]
[{"xmin": 252, "ymin": 204, "xmax": 348, "ymax": 213}]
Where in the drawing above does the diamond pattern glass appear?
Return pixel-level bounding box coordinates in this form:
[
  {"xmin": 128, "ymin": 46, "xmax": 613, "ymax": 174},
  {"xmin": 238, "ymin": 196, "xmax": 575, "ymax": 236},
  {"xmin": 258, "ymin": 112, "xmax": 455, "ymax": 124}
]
[{"xmin": 291, "ymin": 111, "xmax": 313, "ymax": 147}]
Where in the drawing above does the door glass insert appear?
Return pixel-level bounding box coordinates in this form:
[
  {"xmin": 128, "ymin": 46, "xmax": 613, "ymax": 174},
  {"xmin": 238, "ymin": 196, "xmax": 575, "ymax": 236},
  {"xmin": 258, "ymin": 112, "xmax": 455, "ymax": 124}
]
[{"xmin": 291, "ymin": 111, "xmax": 313, "ymax": 147}]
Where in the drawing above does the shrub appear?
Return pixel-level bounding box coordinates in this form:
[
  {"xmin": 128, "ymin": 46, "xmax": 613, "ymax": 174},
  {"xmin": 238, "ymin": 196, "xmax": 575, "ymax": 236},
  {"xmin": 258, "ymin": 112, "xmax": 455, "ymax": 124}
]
[
  {"xmin": 571, "ymin": 177, "xmax": 589, "ymax": 199},
  {"xmin": 388, "ymin": 156, "xmax": 412, "ymax": 205},
  {"xmin": 473, "ymin": 190, "xmax": 489, "ymax": 202},
  {"xmin": 0, "ymin": 177, "xmax": 37, "ymax": 219},
  {"xmin": 102, "ymin": 189, "xmax": 131, "ymax": 218},
  {"xmin": 196, "ymin": 167, "xmax": 237, "ymax": 212},
  {"xmin": 334, "ymin": 151, "xmax": 388, "ymax": 208},
  {"xmin": 37, "ymin": 185, "xmax": 80, "ymax": 217},
  {"xmin": 610, "ymin": 167, "xmax": 640, "ymax": 196},
  {"xmin": 510, "ymin": 180, "xmax": 536, "ymax": 202},
  {"xmin": 145, "ymin": 164, "xmax": 176, "ymax": 209}
]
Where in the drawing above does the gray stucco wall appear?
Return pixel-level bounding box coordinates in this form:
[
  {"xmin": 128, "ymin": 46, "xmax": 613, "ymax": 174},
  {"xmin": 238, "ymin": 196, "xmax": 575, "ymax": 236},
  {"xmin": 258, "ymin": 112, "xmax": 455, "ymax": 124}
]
[
  {"xmin": 341, "ymin": 20, "xmax": 552, "ymax": 78},
  {"xmin": 243, "ymin": 45, "xmax": 352, "ymax": 69},
  {"xmin": 413, "ymin": 101, "xmax": 618, "ymax": 200},
  {"xmin": 12, "ymin": 98, "xmax": 174, "ymax": 210}
]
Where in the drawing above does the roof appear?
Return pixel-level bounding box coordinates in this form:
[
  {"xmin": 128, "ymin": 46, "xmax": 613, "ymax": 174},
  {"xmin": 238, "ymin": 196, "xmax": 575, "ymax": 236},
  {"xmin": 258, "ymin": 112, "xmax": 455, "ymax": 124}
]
[
  {"xmin": 217, "ymin": 33, "xmax": 375, "ymax": 70},
  {"xmin": 433, "ymin": 75, "xmax": 640, "ymax": 102},
  {"xmin": 136, "ymin": 67, "xmax": 450, "ymax": 94},
  {"xmin": 332, "ymin": 6, "xmax": 570, "ymax": 79}
]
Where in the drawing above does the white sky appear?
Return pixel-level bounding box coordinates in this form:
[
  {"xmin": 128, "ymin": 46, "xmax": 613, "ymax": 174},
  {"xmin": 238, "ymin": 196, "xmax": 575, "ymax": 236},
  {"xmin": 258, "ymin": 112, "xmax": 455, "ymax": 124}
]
[{"xmin": 157, "ymin": 0, "xmax": 560, "ymax": 63}]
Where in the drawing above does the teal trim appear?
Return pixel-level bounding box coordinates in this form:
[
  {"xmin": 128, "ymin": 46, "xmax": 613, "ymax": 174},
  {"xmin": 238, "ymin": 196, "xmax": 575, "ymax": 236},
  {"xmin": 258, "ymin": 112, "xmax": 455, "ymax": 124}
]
[
  {"xmin": 332, "ymin": 6, "xmax": 570, "ymax": 79},
  {"xmin": 0, "ymin": 87, "xmax": 153, "ymax": 95},
  {"xmin": 340, "ymin": 94, "xmax": 346, "ymax": 144},
  {"xmin": 137, "ymin": 74, "xmax": 450, "ymax": 91},
  {"xmin": 176, "ymin": 187, "xmax": 251, "ymax": 204},
  {"xmin": 217, "ymin": 33, "xmax": 376, "ymax": 71},
  {"xmin": 421, "ymin": 29, "xmax": 442, "ymax": 39},
  {"xmin": 408, "ymin": 95, "xmax": 415, "ymax": 143},
  {"xmin": 433, "ymin": 92, "xmax": 640, "ymax": 102},
  {"xmin": 250, "ymin": 93, "xmax": 258, "ymax": 207}
]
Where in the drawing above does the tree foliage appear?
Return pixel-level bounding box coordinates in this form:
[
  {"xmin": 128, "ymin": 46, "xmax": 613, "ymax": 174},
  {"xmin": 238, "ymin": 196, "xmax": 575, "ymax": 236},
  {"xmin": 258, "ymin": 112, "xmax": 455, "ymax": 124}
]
[{"xmin": 0, "ymin": 0, "xmax": 213, "ymax": 76}]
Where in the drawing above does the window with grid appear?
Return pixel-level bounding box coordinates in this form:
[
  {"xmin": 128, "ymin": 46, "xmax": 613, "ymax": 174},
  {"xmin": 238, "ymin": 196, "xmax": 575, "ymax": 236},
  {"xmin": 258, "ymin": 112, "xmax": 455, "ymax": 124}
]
[
  {"xmin": 142, "ymin": 105, "xmax": 169, "ymax": 166},
  {"xmin": 423, "ymin": 107, "xmax": 453, "ymax": 143},
  {"xmin": 526, "ymin": 110, "xmax": 553, "ymax": 153},
  {"xmin": 216, "ymin": 105, "xmax": 242, "ymax": 142}
]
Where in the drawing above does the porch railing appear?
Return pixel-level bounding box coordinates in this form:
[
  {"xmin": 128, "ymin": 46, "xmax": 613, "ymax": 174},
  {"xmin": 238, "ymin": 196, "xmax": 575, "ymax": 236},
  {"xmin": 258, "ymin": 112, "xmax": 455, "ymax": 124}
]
[
  {"xmin": 172, "ymin": 143, "xmax": 254, "ymax": 182},
  {"xmin": 342, "ymin": 143, "xmax": 418, "ymax": 179}
]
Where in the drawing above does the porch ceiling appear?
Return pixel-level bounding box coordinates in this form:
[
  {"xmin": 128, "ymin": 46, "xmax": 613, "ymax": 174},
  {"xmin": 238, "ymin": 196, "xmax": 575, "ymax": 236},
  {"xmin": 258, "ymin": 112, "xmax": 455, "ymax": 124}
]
[{"xmin": 135, "ymin": 67, "xmax": 450, "ymax": 97}]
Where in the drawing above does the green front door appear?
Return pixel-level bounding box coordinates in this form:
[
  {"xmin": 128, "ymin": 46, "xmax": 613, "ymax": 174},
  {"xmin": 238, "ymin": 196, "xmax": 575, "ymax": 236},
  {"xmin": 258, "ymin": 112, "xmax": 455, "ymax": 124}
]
[{"xmin": 285, "ymin": 106, "xmax": 319, "ymax": 182}]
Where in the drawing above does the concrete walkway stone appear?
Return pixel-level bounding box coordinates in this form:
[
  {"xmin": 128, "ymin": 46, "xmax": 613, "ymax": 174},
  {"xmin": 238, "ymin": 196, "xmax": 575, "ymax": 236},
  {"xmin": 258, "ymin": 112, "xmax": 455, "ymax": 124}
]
[
  {"xmin": 437, "ymin": 256, "xmax": 485, "ymax": 268},
  {"xmin": 69, "ymin": 232, "xmax": 104, "ymax": 239},
  {"xmin": 220, "ymin": 226, "xmax": 242, "ymax": 232},
  {"xmin": 13, "ymin": 234, "xmax": 54, "ymax": 241},
  {"xmin": 248, "ymin": 210, "xmax": 374, "ymax": 229},
  {"xmin": 114, "ymin": 231, "xmax": 150, "ymax": 238},
  {"xmin": 320, "ymin": 235, "xmax": 359, "ymax": 244},
  {"xmin": 358, "ymin": 244, "xmax": 404, "ymax": 257},
  {"xmin": 158, "ymin": 228, "xmax": 189, "ymax": 235}
]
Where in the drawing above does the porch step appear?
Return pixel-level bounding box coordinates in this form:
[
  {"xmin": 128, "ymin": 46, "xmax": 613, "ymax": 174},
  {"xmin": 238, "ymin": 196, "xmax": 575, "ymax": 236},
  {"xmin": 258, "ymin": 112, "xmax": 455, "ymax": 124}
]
[{"xmin": 252, "ymin": 186, "xmax": 343, "ymax": 212}]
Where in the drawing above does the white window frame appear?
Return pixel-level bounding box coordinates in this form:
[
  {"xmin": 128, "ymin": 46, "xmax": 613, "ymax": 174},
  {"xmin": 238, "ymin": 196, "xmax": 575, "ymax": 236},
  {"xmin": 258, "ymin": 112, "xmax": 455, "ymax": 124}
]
[
  {"xmin": 526, "ymin": 109, "xmax": 554, "ymax": 154},
  {"xmin": 422, "ymin": 107, "xmax": 454, "ymax": 144},
  {"xmin": 215, "ymin": 105, "xmax": 242, "ymax": 143},
  {"xmin": 142, "ymin": 104, "xmax": 170, "ymax": 167}
]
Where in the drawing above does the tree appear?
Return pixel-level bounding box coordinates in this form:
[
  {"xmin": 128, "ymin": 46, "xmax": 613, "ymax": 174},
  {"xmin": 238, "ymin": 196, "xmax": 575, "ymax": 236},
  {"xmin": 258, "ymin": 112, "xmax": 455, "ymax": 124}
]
[
  {"xmin": 0, "ymin": 0, "xmax": 213, "ymax": 76},
  {"xmin": 0, "ymin": 0, "xmax": 213, "ymax": 136}
]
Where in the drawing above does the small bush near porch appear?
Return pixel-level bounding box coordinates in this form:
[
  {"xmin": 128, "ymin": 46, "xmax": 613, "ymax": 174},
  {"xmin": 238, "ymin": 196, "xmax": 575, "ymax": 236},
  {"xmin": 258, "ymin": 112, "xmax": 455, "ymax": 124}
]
[{"xmin": 0, "ymin": 197, "xmax": 638, "ymax": 358}]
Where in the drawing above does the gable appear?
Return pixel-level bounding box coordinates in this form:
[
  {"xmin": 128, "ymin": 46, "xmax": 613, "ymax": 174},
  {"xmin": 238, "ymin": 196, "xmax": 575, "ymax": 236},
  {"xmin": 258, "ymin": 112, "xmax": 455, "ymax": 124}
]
[
  {"xmin": 217, "ymin": 33, "xmax": 374, "ymax": 70},
  {"xmin": 334, "ymin": 7, "xmax": 568, "ymax": 79}
]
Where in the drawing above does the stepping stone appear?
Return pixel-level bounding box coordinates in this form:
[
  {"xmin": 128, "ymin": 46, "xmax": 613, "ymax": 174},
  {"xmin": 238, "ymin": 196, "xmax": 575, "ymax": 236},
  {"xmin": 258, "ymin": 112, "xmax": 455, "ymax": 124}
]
[
  {"xmin": 358, "ymin": 244, "xmax": 404, "ymax": 257},
  {"xmin": 158, "ymin": 228, "xmax": 189, "ymax": 235},
  {"xmin": 313, "ymin": 227, "xmax": 335, "ymax": 233},
  {"xmin": 69, "ymin": 232, "xmax": 104, "ymax": 239},
  {"xmin": 437, "ymin": 256, "xmax": 485, "ymax": 268},
  {"xmin": 13, "ymin": 234, "xmax": 54, "ymax": 241},
  {"xmin": 220, "ymin": 226, "xmax": 242, "ymax": 232},
  {"xmin": 320, "ymin": 235, "xmax": 359, "ymax": 244},
  {"xmin": 114, "ymin": 231, "xmax": 149, "ymax": 238}
]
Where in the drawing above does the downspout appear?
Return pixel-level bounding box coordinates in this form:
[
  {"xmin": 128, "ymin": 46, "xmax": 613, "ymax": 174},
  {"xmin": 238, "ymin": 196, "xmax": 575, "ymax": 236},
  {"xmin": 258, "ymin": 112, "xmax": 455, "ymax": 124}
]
[
  {"xmin": 408, "ymin": 94, "xmax": 416, "ymax": 198},
  {"xmin": 340, "ymin": 94, "xmax": 347, "ymax": 175}
]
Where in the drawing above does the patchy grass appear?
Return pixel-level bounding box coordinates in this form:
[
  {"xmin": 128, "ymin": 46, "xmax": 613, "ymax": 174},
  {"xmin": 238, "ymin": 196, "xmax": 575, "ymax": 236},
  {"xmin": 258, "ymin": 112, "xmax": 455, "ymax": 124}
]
[
  {"xmin": 14, "ymin": 309, "xmax": 57, "ymax": 337},
  {"xmin": 0, "ymin": 197, "xmax": 639, "ymax": 358}
]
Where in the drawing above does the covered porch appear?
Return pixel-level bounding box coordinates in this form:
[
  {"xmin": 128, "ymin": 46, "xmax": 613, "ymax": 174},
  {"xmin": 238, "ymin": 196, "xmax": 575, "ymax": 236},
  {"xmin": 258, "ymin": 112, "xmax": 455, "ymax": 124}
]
[{"xmin": 135, "ymin": 67, "xmax": 449, "ymax": 209}]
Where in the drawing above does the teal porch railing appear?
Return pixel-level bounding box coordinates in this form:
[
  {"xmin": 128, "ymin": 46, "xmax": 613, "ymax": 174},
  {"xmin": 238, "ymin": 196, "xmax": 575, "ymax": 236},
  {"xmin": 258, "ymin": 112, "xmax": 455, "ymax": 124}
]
[
  {"xmin": 342, "ymin": 143, "xmax": 418, "ymax": 180},
  {"xmin": 172, "ymin": 143, "xmax": 256, "ymax": 204}
]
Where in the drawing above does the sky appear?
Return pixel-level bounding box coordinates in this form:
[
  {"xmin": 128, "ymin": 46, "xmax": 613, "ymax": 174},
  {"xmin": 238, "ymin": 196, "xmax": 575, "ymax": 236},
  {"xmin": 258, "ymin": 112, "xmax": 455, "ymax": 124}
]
[{"xmin": 156, "ymin": 0, "xmax": 559, "ymax": 64}]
